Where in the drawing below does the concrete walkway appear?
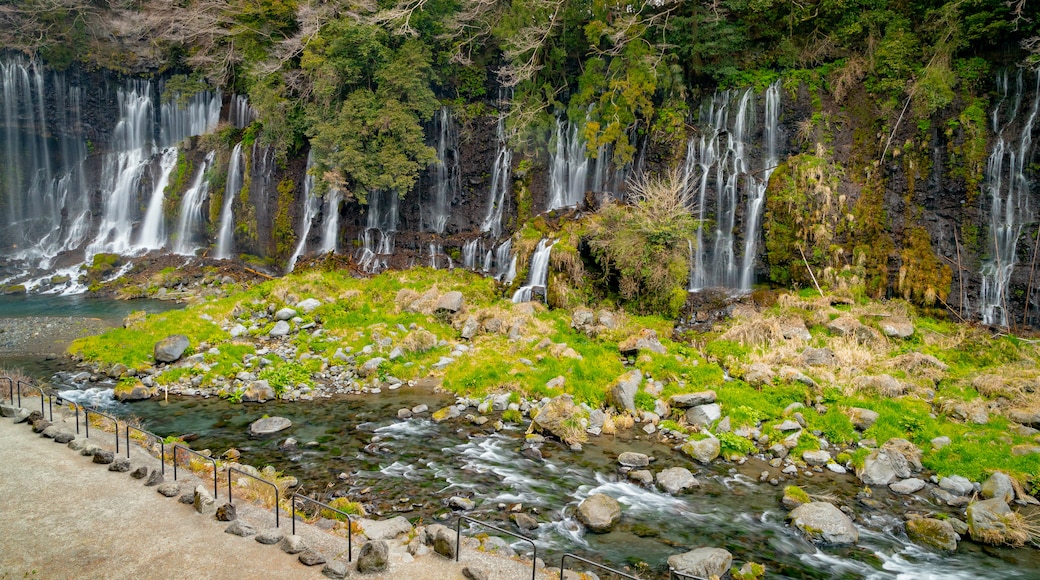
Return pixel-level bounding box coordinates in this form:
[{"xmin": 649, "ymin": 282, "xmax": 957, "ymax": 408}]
[{"xmin": 0, "ymin": 399, "xmax": 554, "ymax": 580}]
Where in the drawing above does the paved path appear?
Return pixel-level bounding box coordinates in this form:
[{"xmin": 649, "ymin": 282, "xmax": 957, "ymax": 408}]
[{"xmin": 0, "ymin": 400, "xmax": 553, "ymax": 580}]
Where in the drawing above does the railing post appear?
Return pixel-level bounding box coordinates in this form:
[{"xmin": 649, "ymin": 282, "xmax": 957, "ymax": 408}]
[
  {"xmin": 227, "ymin": 467, "xmax": 279, "ymax": 528},
  {"xmin": 84, "ymin": 407, "xmax": 119, "ymax": 453},
  {"xmin": 454, "ymin": 515, "xmax": 537, "ymax": 580},
  {"xmin": 291, "ymin": 494, "xmax": 352, "ymax": 560},
  {"xmin": 173, "ymin": 444, "xmax": 218, "ymax": 499},
  {"xmin": 126, "ymin": 425, "xmax": 165, "ymax": 474}
]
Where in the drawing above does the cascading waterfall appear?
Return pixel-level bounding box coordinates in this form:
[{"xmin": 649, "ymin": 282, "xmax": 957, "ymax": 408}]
[
  {"xmin": 172, "ymin": 151, "xmax": 215, "ymax": 255},
  {"xmin": 159, "ymin": 90, "xmax": 220, "ymax": 147},
  {"xmin": 358, "ymin": 190, "xmax": 399, "ymax": 272},
  {"xmin": 980, "ymin": 69, "xmax": 1040, "ymax": 326},
  {"xmin": 427, "ymin": 243, "xmax": 451, "ymax": 269},
  {"xmin": 495, "ymin": 240, "xmax": 516, "ymax": 283},
  {"xmin": 0, "ymin": 57, "xmax": 90, "ymax": 264},
  {"xmin": 319, "ymin": 187, "xmax": 342, "ymax": 254},
  {"xmin": 547, "ymin": 118, "xmax": 589, "ymax": 210},
  {"xmin": 287, "ymin": 152, "xmax": 319, "ymax": 272},
  {"xmin": 135, "ymin": 147, "xmax": 179, "ymax": 250},
  {"xmin": 422, "ymin": 107, "xmax": 459, "ymax": 233},
  {"xmin": 481, "ymin": 115, "xmax": 512, "ymax": 237},
  {"xmin": 229, "ymin": 95, "xmax": 256, "ymax": 128},
  {"xmin": 512, "ymin": 239, "xmax": 556, "ymax": 302},
  {"xmin": 462, "ymin": 238, "xmax": 483, "ymax": 270},
  {"xmin": 214, "ymin": 142, "xmax": 244, "ymax": 260},
  {"xmin": 686, "ymin": 81, "xmax": 781, "ymax": 291}
]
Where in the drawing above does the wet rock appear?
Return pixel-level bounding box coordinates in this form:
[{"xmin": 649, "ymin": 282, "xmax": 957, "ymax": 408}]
[
  {"xmin": 686, "ymin": 403, "xmax": 721, "ymax": 428},
  {"xmin": 667, "ymin": 547, "xmax": 732, "ymax": 580},
  {"xmin": 967, "ymin": 498, "xmax": 1021, "ymax": 545},
  {"xmin": 782, "ymin": 485, "xmax": 810, "ymax": 509},
  {"xmin": 576, "ymin": 494, "xmax": 622, "ymax": 533},
  {"xmin": 618, "ymin": 451, "xmax": 650, "ymax": 468},
  {"xmin": 788, "ymin": 502, "xmax": 859, "ymax": 545},
  {"xmin": 629, "ymin": 470, "xmax": 654, "ymax": 486},
  {"xmin": 981, "ymin": 472, "xmax": 1016, "ymax": 503},
  {"xmin": 889, "ymin": 478, "xmax": 926, "ymax": 495},
  {"xmin": 157, "ymin": 483, "xmax": 180, "ymax": 497},
  {"xmin": 906, "ymin": 517, "xmax": 958, "ymax": 551},
  {"xmin": 656, "ymin": 467, "xmax": 699, "ymax": 494},
  {"xmin": 608, "ymin": 370, "xmax": 642, "ymax": 413},
  {"xmin": 532, "ymin": 395, "xmax": 587, "ymax": 445},
  {"xmin": 298, "ymin": 550, "xmax": 326, "ymax": 566},
  {"xmin": 356, "ymin": 540, "xmax": 389, "ymax": 573},
  {"xmin": 939, "ymin": 475, "xmax": 974, "ymax": 496},
  {"xmin": 397, "ymin": 408, "xmax": 412, "ymax": 419},
  {"xmin": 448, "ymin": 496, "xmax": 476, "ymax": 511},
  {"xmin": 280, "ymin": 534, "xmax": 307, "ymax": 554},
  {"xmin": 847, "ymin": 407, "xmax": 879, "ymax": 430},
  {"xmin": 432, "ymin": 405, "xmax": 460, "ymax": 422},
  {"xmin": 216, "ymin": 503, "xmax": 237, "ymax": 521},
  {"xmin": 510, "ymin": 513, "xmax": 539, "ymax": 532},
  {"xmin": 269, "ymin": 320, "xmax": 291, "ymax": 337},
  {"xmin": 255, "ymin": 528, "xmax": 284, "ymax": 545},
  {"xmin": 225, "ymin": 521, "xmax": 257, "ymax": 537},
  {"xmin": 669, "ymin": 391, "xmax": 716, "ymax": 408},
  {"xmin": 154, "ymin": 335, "xmax": 190, "ymax": 363},
  {"xmin": 355, "ymin": 517, "xmax": 407, "ymax": 540},
  {"xmin": 681, "ymin": 437, "xmax": 721, "ymax": 464},
  {"xmin": 249, "ymin": 416, "xmax": 292, "ymax": 435}
]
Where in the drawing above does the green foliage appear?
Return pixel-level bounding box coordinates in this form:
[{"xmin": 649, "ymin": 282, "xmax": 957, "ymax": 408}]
[
  {"xmin": 273, "ymin": 178, "xmax": 296, "ymax": 257},
  {"xmin": 633, "ymin": 391, "xmax": 656, "ymax": 413},
  {"xmin": 808, "ymin": 407, "xmax": 858, "ymax": 444},
  {"xmin": 258, "ymin": 362, "xmax": 313, "ymax": 395},
  {"xmin": 717, "ymin": 431, "xmax": 757, "ymax": 456},
  {"xmin": 70, "ymin": 310, "xmax": 226, "ymax": 369},
  {"xmin": 897, "ymin": 226, "xmax": 952, "ymax": 306},
  {"xmin": 502, "ymin": 409, "xmax": 524, "ymax": 424}
]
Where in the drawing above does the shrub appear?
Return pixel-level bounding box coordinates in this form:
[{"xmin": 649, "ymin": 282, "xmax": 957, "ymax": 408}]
[{"xmin": 717, "ymin": 431, "xmax": 757, "ymax": 456}]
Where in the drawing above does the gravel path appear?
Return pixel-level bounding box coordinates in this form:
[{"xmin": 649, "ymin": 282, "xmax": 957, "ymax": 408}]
[{"xmin": 0, "ymin": 399, "xmax": 555, "ymax": 580}]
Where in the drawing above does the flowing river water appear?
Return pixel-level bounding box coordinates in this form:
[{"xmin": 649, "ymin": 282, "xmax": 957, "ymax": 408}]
[{"xmin": 3, "ymin": 299, "xmax": 1040, "ymax": 579}]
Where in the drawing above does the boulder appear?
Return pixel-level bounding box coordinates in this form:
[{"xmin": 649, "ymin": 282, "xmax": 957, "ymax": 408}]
[
  {"xmin": 299, "ymin": 550, "xmax": 326, "ymax": 566},
  {"xmin": 618, "ymin": 328, "xmax": 667, "ymax": 355},
  {"xmin": 280, "ymin": 534, "xmax": 307, "ymax": 554},
  {"xmin": 359, "ymin": 516, "xmax": 412, "ymax": 540},
  {"xmin": 1008, "ymin": 408, "xmax": 1040, "ymax": 428},
  {"xmin": 669, "ymin": 391, "xmax": 717, "ymax": 408},
  {"xmin": 576, "ymin": 494, "xmax": 622, "ymax": 532},
  {"xmin": 906, "ymin": 517, "xmax": 958, "ymax": 551},
  {"xmin": 435, "ymin": 291, "xmax": 465, "ymax": 313},
  {"xmin": 880, "ymin": 319, "xmax": 914, "ymax": 338},
  {"xmin": 356, "ymin": 540, "xmax": 389, "ymax": 573},
  {"xmin": 800, "ymin": 347, "xmax": 836, "ymax": 366},
  {"xmin": 667, "ymin": 547, "xmax": 733, "ymax": 580},
  {"xmin": 432, "ymin": 405, "xmax": 460, "ymax": 422},
  {"xmin": 225, "ymin": 521, "xmax": 257, "ymax": 537},
  {"xmin": 114, "ymin": 383, "xmax": 153, "ymax": 401},
  {"xmin": 680, "ymin": 437, "xmax": 720, "ymax": 464},
  {"xmin": 889, "ymin": 478, "xmax": 926, "ymax": 495},
  {"xmin": 571, "ymin": 308, "xmax": 595, "ymax": 332},
  {"xmin": 463, "ymin": 567, "xmax": 489, "ymax": 580},
  {"xmin": 241, "ymin": 380, "xmax": 275, "ymax": 403},
  {"xmin": 744, "ymin": 363, "xmax": 774, "ymax": 386},
  {"xmin": 531, "ymin": 395, "xmax": 587, "ymax": 445},
  {"xmin": 967, "ymin": 498, "xmax": 1024, "ymax": 545},
  {"xmin": 510, "ymin": 513, "xmax": 539, "ymax": 532},
  {"xmin": 156, "ymin": 483, "xmax": 180, "ymax": 497},
  {"xmin": 847, "ymin": 407, "xmax": 879, "ymax": 430},
  {"xmin": 323, "ymin": 560, "xmax": 349, "ymax": 579},
  {"xmin": 154, "ymin": 335, "xmax": 190, "ymax": 363},
  {"xmin": 360, "ymin": 357, "xmax": 386, "ymax": 378},
  {"xmin": 296, "ymin": 298, "xmax": 322, "ymax": 313},
  {"xmin": 618, "ymin": 452, "xmax": 650, "ymax": 468},
  {"xmin": 92, "ymin": 450, "xmax": 114, "ymax": 465},
  {"xmin": 851, "ymin": 374, "xmax": 905, "ymax": 397},
  {"xmin": 216, "ymin": 503, "xmax": 237, "ymax": 521},
  {"xmin": 938, "ymin": 475, "xmax": 974, "ymax": 496},
  {"xmin": 788, "ymin": 502, "xmax": 859, "ymax": 545},
  {"xmin": 448, "ymin": 496, "xmax": 476, "ymax": 511},
  {"xmin": 608, "ymin": 370, "xmax": 642, "ymax": 413},
  {"xmin": 249, "ymin": 416, "xmax": 292, "ymax": 435},
  {"xmin": 802, "ymin": 450, "xmax": 831, "ymax": 467},
  {"xmin": 193, "ymin": 484, "xmax": 216, "ymax": 514},
  {"xmin": 269, "ymin": 320, "xmax": 291, "ymax": 337},
  {"xmin": 108, "ymin": 458, "xmax": 131, "ymax": 472},
  {"xmin": 656, "ymin": 467, "xmax": 699, "ymax": 494},
  {"xmin": 981, "ymin": 472, "xmax": 1016, "ymax": 503},
  {"xmin": 427, "ymin": 524, "xmax": 456, "ymax": 559},
  {"xmin": 629, "ymin": 470, "xmax": 654, "ymax": 485},
  {"xmin": 685, "ymin": 403, "xmax": 721, "ymax": 428},
  {"xmin": 255, "ymin": 528, "xmax": 284, "ymax": 545},
  {"xmin": 460, "ymin": 317, "xmax": 480, "ymax": 340}
]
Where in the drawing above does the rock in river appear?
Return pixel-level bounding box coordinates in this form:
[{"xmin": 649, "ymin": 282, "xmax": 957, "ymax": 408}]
[
  {"xmin": 576, "ymin": 493, "xmax": 621, "ymax": 532},
  {"xmin": 788, "ymin": 502, "xmax": 859, "ymax": 545},
  {"xmin": 667, "ymin": 547, "xmax": 732, "ymax": 580},
  {"xmin": 249, "ymin": 416, "xmax": 292, "ymax": 435}
]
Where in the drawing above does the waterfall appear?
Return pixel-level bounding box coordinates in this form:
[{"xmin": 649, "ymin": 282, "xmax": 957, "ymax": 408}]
[
  {"xmin": 319, "ymin": 187, "xmax": 342, "ymax": 254},
  {"xmin": 423, "ymin": 107, "xmax": 458, "ymax": 233},
  {"xmin": 481, "ymin": 115, "xmax": 512, "ymax": 236},
  {"xmin": 980, "ymin": 69, "xmax": 1040, "ymax": 326},
  {"xmin": 512, "ymin": 239, "xmax": 556, "ymax": 302},
  {"xmin": 358, "ymin": 190, "xmax": 399, "ymax": 272},
  {"xmin": 88, "ymin": 81, "xmax": 155, "ymax": 256},
  {"xmin": 462, "ymin": 238, "xmax": 483, "ymax": 270},
  {"xmin": 136, "ymin": 147, "xmax": 179, "ymax": 250},
  {"xmin": 686, "ymin": 81, "xmax": 782, "ymax": 291},
  {"xmin": 159, "ymin": 90, "xmax": 220, "ymax": 147},
  {"xmin": 172, "ymin": 151, "xmax": 214, "ymax": 255},
  {"xmin": 287, "ymin": 153, "xmax": 319, "ymax": 272},
  {"xmin": 427, "ymin": 243, "xmax": 451, "ymax": 269},
  {"xmin": 495, "ymin": 240, "xmax": 515, "ymax": 283},
  {"xmin": 229, "ymin": 95, "xmax": 256, "ymax": 128},
  {"xmin": 547, "ymin": 118, "xmax": 589, "ymax": 211},
  {"xmin": 0, "ymin": 57, "xmax": 90, "ymax": 265},
  {"xmin": 214, "ymin": 142, "xmax": 244, "ymax": 259}
]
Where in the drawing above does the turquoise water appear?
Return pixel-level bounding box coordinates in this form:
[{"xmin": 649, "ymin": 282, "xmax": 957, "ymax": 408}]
[{"xmin": 0, "ymin": 294, "xmax": 181, "ymax": 323}]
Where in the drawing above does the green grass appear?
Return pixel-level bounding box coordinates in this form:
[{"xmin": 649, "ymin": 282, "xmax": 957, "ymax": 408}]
[{"xmin": 69, "ymin": 309, "xmax": 228, "ymax": 369}]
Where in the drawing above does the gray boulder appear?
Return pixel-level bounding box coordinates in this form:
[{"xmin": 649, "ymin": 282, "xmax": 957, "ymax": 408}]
[
  {"xmin": 906, "ymin": 517, "xmax": 958, "ymax": 551},
  {"xmin": 880, "ymin": 319, "xmax": 914, "ymax": 338},
  {"xmin": 802, "ymin": 450, "xmax": 832, "ymax": 467},
  {"xmin": 92, "ymin": 450, "xmax": 114, "ymax": 465},
  {"xmin": 275, "ymin": 307, "xmax": 297, "ymax": 321},
  {"xmin": 938, "ymin": 475, "xmax": 974, "ymax": 496},
  {"xmin": 981, "ymin": 472, "xmax": 1016, "ymax": 503},
  {"xmin": 656, "ymin": 467, "xmax": 699, "ymax": 494},
  {"xmin": 427, "ymin": 524, "xmax": 457, "ymax": 559},
  {"xmin": 685, "ymin": 403, "xmax": 721, "ymax": 428},
  {"xmin": 618, "ymin": 452, "xmax": 650, "ymax": 468},
  {"xmin": 299, "ymin": 550, "xmax": 326, "ymax": 566},
  {"xmin": 154, "ymin": 335, "xmax": 190, "ymax": 363},
  {"xmin": 193, "ymin": 484, "xmax": 216, "ymax": 515},
  {"xmin": 669, "ymin": 391, "xmax": 717, "ymax": 408},
  {"xmin": 108, "ymin": 458, "xmax": 131, "ymax": 472},
  {"xmin": 847, "ymin": 407, "xmax": 879, "ymax": 430},
  {"xmin": 680, "ymin": 437, "xmax": 720, "ymax": 464},
  {"xmin": 269, "ymin": 320, "xmax": 291, "ymax": 337},
  {"xmin": 667, "ymin": 547, "xmax": 732, "ymax": 580},
  {"xmin": 788, "ymin": 502, "xmax": 859, "ymax": 545},
  {"xmin": 323, "ymin": 560, "xmax": 349, "ymax": 580},
  {"xmin": 510, "ymin": 513, "xmax": 539, "ymax": 532},
  {"xmin": 608, "ymin": 370, "xmax": 642, "ymax": 413},
  {"xmin": 296, "ymin": 298, "xmax": 322, "ymax": 313},
  {"xmin": 156, "ymin": 483, "xmax": 180, "ymax": 497},
  {"xmin": 889, "ymin": 478, "xmax": 926, "ymax": 495},
  {"xmin": 576, "ymin": 494, "xmax": 622, "ymax": 533},
  {"xmin": 359, "ymin": 516, "xmax": 412, "ymax": 540},
  {"xmin": 280, "ymin": 534, "xmax": 307, "ymax": 554},
  {"xmin": 356, "ymin": 540, "xmax": 389, "ymax": 573},
  {"xmin": 436, "ymin": 291, "xmax": 465, "ymax": 313},
  {"xmin": 800, "ymin": 347, "xmax": 836, "ymax": 366},
  {"xmin": 967, "ymin": 498, "xmax": 1021, "ymax": 545},
  {"xmin": 225, "ymin": 521, "xmax": 257, "ymax": 537},
  {"xmin": 460, "ymin": 317, "xmax": 480, "ymax": 340},
  {"xmin": 255, "ymin": 528, "xmax": 284, "ymax": 545},
  {"xmin": 249, "ymin": 416, "xmax": 292, "ymax": 435}
]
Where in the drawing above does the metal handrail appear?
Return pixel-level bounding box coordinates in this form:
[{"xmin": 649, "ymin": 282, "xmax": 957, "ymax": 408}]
[
  {"xmin": 55, "ymin": 397, "xmax": 82, "ymax": 434},
  {"xmin": 228, "ymin": 467, "xmax": 279, "ymax": 528},
  {"xmin": 455, "ymin": 515, "xmax": 537, "ymax": 580},
  {"xmin": 292, "ymin": 494, "xmax": 352, "ymax": 560},
  {"xmin": 126, "ymin": 425, "xmax": 165, "ymax": 474},
  {"xmin": 83, "ymin": 406, "xmax": 120, "ymax": 452},
  {"xmin": 670, "ymin": 571, "xmax": 710, "ymax": 580},
  {"xmin": 560, "ymin": 553, "xmax": 641, "ymax": 580},
  {"xmin": 172, "ymin": 444, "xmax": 219, "ymax": 499},
  {"xmin": 17, "ymin": 380, "xmax": 49, "ymax": 419}
]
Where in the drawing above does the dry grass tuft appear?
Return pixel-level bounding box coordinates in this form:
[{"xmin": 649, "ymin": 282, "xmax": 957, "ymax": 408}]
[
  {"xmin": 613, "ymin": 413, "xmax": 635, "ymax": 431},
  {"xmin": 401, "ymin": 329, "xmax": 437, "ymax": 353},
  {"xmin": 718, "ymin": 317, "xmax": 783, "ymax": 348}
]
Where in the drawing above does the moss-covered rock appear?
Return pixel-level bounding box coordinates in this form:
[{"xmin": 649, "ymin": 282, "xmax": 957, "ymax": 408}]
[{"xmin": 906, "ymin": 516, "xmax": 959, "ymax": 551}]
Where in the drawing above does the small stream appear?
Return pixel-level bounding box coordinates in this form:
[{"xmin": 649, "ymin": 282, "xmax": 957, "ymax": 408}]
[{"xmin": 48, "ymin": 376, "xmax": 1040, "ymax": 580}]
